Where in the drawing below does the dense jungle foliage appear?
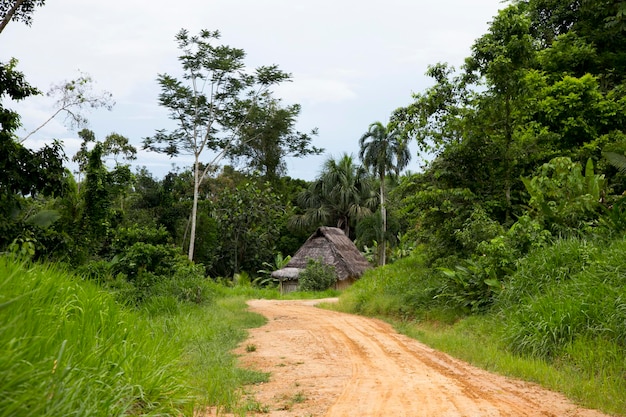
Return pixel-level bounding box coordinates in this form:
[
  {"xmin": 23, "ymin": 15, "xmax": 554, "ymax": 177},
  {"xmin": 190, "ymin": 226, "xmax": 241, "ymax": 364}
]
[{"xmin": 3, "ymin": 0, "xmax": 626, "ymax": 415}]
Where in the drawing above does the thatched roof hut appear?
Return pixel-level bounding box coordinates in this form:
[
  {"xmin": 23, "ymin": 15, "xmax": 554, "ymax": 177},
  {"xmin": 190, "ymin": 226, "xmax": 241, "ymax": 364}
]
[{"xmin": 272, "ymin": 226, "xmax": 372, "ymax": 293}]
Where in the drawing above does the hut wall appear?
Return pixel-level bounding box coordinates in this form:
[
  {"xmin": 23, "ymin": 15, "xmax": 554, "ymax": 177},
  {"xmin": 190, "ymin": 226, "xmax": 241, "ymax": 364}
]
[
  {"xmin": 335, "ymin": 276, "xmax": 356, "ymax": 291},
  {"xmin": 280, "ymin": 280, "xmax": 299, "ymax": 294}
]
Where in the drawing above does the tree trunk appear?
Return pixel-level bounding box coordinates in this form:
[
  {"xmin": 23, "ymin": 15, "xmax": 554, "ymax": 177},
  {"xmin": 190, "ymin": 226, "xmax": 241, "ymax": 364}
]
[
  {"xmin": 339, "ymin": 216, "xmax": 350, "ymax": 238},
  {"xmin": 503, "ymin": 94, "xmax": 513, "ymax": 224},
  {"xmin": 379, "ymin": 173, "xmax": 386, "ymax": 266},
  {"xmin": 188, "ymin": 156, "xmax": 200, "ymax": 261},
  {"xmin": 0, "ymin": 0, "xmax": 27, "ymax": 34},
  {"xmin": 233, "ymin": 231, "xmax": 239, "ymax": 274}
]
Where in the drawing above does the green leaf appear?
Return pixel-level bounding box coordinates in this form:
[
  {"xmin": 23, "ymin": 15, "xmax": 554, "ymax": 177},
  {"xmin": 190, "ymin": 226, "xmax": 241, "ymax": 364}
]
[
  {"xmin": 25, "ymin": 209, "xmax": 61, "ymax": 228},
  {"xmin": 484, "ymin": 278, "xmax": 501, "ymax": 289}
]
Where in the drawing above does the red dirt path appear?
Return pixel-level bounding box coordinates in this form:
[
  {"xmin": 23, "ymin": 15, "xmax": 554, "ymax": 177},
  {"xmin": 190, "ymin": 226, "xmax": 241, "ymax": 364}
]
[{"xmin": 216, "ymin": 299, "xmax": 612, "ymax": 417}]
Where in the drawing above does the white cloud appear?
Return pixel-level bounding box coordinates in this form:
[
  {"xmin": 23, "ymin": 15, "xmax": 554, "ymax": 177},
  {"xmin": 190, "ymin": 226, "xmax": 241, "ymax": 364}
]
[
  {"xmin": 276, "ymin": 75, "xmax": 358, "ymax": 105},
  {"xmin": 2, "ymin": 0, "xmax": 509, "ymax": 180}
]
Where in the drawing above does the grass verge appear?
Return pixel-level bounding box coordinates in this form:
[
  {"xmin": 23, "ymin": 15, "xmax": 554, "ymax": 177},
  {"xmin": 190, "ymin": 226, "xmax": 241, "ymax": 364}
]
[{"xmin": 157, "ymin": 296, "xmax": 271, "ymax": 415}]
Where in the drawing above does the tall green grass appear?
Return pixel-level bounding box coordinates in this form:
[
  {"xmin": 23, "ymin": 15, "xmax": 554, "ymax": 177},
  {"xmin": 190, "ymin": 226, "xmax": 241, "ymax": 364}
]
[
  {"xmin": 0, "ymin": 256, "xmax": 192, "ymax": 416},
  {"xmin": 498, "ymin": 238, "xmax": 626, "ymax": 358},
  {"xmin": 493, "ymin": 237, "xmax": 626, "ymax": 413},
  {"xmin": 0, "ymin": 258, "xmax": 287, "ymax": 416},
  {"xmin": 496, "ymin": 238, "xmax": 603, "ymax": 309}
]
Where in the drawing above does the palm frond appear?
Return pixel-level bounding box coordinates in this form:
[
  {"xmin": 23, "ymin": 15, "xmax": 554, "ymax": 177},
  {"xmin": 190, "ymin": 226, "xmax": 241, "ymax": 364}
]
[
  {"xmin": 603, "ymin": 151, "xmax": 626, "ymax": 174},
  {"xmin": 25, "ymin": 210, "xmax": 61, "ymax": 228}
]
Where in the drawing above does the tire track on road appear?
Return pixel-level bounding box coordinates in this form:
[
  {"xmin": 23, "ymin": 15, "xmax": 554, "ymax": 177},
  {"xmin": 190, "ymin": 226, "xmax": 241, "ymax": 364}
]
[{"xmin": 225, "ymin": 299, "xmax": 611, "ymax": 417}]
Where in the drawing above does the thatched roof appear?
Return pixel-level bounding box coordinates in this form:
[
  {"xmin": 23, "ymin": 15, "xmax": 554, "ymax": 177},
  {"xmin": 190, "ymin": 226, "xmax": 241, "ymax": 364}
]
[
  {"xmin": 270, "ymin": 267, "xmax": 302, "ymax": 280},
  {"xmin": 272, "ymin": 226, "xmax": 371, "ymax": 281}
]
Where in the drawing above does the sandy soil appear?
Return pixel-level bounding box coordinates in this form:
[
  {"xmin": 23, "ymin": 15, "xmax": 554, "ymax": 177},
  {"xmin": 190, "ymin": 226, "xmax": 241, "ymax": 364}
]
[{"xmin": 215, "ymin": 298, "xmax": 611, "ymax": 417}]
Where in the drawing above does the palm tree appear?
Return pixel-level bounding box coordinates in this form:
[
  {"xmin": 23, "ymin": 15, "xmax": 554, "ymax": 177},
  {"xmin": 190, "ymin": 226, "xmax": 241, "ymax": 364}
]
[
  {"xmin": 359, "ymin": 121, "xmax": 411, "ymax": 265},
  {"xmin": 290, "ymin": 154, "xmax": 376, "ymax": 238}
]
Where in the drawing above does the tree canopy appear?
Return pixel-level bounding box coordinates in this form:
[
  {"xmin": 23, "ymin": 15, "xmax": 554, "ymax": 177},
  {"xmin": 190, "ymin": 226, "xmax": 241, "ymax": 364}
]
[{"xmin": 143, "ymin": 28, "xmax": 317, "ymax": 260}]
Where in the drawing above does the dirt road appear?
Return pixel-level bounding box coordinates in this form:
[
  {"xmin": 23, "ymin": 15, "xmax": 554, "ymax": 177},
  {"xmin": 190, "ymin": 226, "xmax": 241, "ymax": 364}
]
[{"xmin": 229, "ymin": 299, "xmax": 610, "ymax": 417}]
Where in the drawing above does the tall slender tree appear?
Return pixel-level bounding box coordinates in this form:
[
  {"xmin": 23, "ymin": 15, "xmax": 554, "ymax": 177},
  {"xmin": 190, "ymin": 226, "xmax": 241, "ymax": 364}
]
[
  {"xmin": 143, "ymin": 29, "xmax": 290, "ymax": 261},
  {"xmin": 359, "ymin": 121, "xmax": 411, "ymax": 265}
]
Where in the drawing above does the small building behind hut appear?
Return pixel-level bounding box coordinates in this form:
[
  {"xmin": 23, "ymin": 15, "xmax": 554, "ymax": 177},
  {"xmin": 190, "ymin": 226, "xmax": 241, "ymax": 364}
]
[{"xmin": 272, "ymin": 226, "xmax": 372, "ymax": 293}]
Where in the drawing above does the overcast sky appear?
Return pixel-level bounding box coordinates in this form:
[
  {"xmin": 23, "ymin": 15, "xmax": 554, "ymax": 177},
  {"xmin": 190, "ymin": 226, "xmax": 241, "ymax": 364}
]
[{"xmin": 3, "ymin": 0, "xmax": 508, "ymax": 180}]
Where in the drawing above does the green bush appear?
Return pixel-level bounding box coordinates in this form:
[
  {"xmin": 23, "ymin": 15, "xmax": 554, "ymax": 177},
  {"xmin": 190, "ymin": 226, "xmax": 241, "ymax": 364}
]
[
  {"xmin": 74, "ymin": 259, "xmax": 112, "ymax": 283},
  {"xmin": 111, "ymin": 225, "xmax": 170, "ymax": 252},
  {"xmin": 400, "ymin": 186, "xmax": 477, "ymax": 263},
  {"xmin": 298, "ymin": 258, "xmax": 337, "ymax": 292},
  {"xmin": 115, "ymin": 242, "xmax": 180, "ymax": 281},
  {"xmin": 151, "ymin": 262, "xmax": 214, "ymax": 305},
  {"xmin": 437, "ymin": 260, "xmax": 500, "ymax": 313},
  {"xmin": 522, "ymin": 157, "xmax": 605, "ymax": 236},
  {"xmin": 436, "ymin": 214, "xmax": 553, "ymax": 312},
  {"xmin": 76, "ymin": 246, "xmax": 212, "ymax": 306},
  {"xmin": 454, "ymin": 206, "xmax": 504, "ymax": 254}
]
